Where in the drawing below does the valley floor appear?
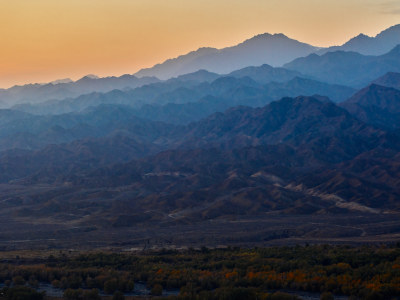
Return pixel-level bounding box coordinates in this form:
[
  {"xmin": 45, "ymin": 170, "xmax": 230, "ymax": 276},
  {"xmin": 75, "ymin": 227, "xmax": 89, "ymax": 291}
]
[{"xmin": 1, "ymin": 211, "xmax": 400, "ymax": 251}]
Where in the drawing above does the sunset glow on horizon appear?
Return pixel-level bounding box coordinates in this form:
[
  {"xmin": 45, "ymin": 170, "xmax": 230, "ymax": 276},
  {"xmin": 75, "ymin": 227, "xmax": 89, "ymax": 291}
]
[{"xmin": 1, "ymin": 0, "xmax": 399, "ymax": 88}]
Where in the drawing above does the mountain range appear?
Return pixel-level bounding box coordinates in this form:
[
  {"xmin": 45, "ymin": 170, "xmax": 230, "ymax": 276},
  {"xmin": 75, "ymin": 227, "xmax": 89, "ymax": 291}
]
[
  {"xmin": 1, "ymin": 24, "xmax": 398, "ymax": 110},
  {"xmin": 133, "ymin": 24, "xmax": 400, "ymax": 80},
  {"xmin": 1, "ymin": 24, "xmax": 400, "ymax": 249},
  {"xmin": 12, "ymin": 66, "xmax": 355, "ymax": 119},
  {"xmin": 284, "ymin": 45, "xmax": 400, "ymax": 87},
  {"xmin": 372, "ymin": 72, "xmax": 400, "ymax": 90},
  {"xmin": 0, "ymin": 74, "xmax": 159, "ymax": 108},
  {"xmin": 134, "ymin": 33, "xmax": 318, "ymax": 79},
  {"xmin": 1, "ymin": 88, "xmax": 399, "ymax": 246},
  {"xmin": 340, "ymin": 84, "xmax": 400, "ymax": 129},
  {"xmin": 319, "ymin": 24, "xmax": 400, "ymax": 56}
]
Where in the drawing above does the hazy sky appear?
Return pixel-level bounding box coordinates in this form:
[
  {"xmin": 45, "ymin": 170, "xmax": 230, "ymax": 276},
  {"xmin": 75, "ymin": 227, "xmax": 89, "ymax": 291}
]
[{"xmin": 0, "ymin": 0, "xmax": 399, "ymax": 88}]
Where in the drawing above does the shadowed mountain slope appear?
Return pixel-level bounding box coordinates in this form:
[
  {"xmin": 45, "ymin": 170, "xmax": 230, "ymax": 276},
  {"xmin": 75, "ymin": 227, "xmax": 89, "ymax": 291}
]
[
  {"xmin": 0, "ymin": 95, "xmax": 399, "ymax": 246},
  {"xmin": 341, "ymin": 84, "xmax": 400, "ymax": 129},
  {"xmin": 284, "ymin": 46, "xmax": 400, "ymax": 87},
  {"xmin": 372, "ymin": 72, "xmax": 400, "ymax": 90}
]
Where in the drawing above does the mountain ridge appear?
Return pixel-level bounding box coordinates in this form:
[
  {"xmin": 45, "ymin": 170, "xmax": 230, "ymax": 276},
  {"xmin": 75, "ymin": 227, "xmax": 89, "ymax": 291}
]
[
  {"xmin": 284, "ymin": 45, "xmax": 400, "ymax": 87},
  {"xmin": 372, "ymin": 72, "xmax": 400, "ymax": 90},
  {"xmin": 341, "ymin": 84, "xmax": 400, "ymax": 129},
  {"xmin": 0, "ymin": 74, "xmax": 160, "ymax": 108},
  {"xmin": 319, "ymin": 24, "xmax": 400, "ymax": 55},
  {"xmin": 134, "ymin": 33, "xmax": 319, "ymax": 79}
]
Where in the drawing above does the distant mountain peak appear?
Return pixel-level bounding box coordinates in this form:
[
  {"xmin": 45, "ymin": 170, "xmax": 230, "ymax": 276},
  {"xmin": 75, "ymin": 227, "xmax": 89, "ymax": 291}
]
[
  {"xmin": 250, "ymin": 33, "xmax": 288, "ymax": 40},
  {"xmin": 187, "ymin": 69, "xmax": 214, "ymax": 75},
  {"xmin": 344, "ymin": 33, "xmax": 373, "ymax": 45},
  {"xmin": 341, "ymin": 82, "xmax": 400, "ymax": 129},
  {"xmin": 251, "ymin": 33, "xmax": 273, "ymax": 39},
  {"xmin": 354, "ymin": 33, "xmax": 371, "ymax": 39},
  {"xmin": 119, "ymin": 74, "xmax": 136, "ymax": 79},
  {"xmin": 319, "ymin": 24, "xmax": 400, "ymax": 56},
  {"xmin": 189, "ymin": 47, "xmax": 218, "ymax": 55},
  {"xmin": 134, "ymin": 32, "xmax": 318, "ymax": 79},
  {"xmin": 175, "ymin": 69, "xmax": 220, "ymax": 82},
  {"xmin": 50, "ymin": 78, "xmax": 73, "ymax": 85},
  {"xmin": 343, "ymin": 83, "xmax": 400, "ymax": 105},
  {"xmin": 273, "ymin": 33, "xmax": 288, "ymax": 38},
  {"xmin": 243, "ymin": 32, "xmax": 306, "ymax": 45},
  {"xmin": 82, "ymin": 74, "xmax": 99, "ymax": 80},
  {"xmin": 76, "ymin": 74, "xmax": 101, "ymax": 83}
]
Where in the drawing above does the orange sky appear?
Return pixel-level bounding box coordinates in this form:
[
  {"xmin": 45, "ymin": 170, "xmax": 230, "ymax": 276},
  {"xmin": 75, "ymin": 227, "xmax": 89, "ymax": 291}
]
[{"xmin": 0, "ymin": 0, "xmax": 399, "ymax": 88}]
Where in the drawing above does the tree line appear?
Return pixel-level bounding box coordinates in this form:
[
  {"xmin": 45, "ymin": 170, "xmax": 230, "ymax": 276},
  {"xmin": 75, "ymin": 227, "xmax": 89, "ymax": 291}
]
[{"xmin": 0, "ymin": 244, "xmax": 399, "ymax": 299}]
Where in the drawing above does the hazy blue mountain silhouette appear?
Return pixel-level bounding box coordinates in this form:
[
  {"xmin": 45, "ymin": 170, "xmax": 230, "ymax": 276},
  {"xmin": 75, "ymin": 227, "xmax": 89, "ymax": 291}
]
[
  {"xmin": 284, "ymin": 45, "xmax": 400, "ymax": 87},
  {"xmin": 0, "ymin": 74, "xmax": 159, "ymax": 108},
  {"xmin": 134, "ymin": 33, "xmax": 318, "ymax": 79},
  {"xmin": 319, "ymin": 24, "xmax": 400, "ymax": 56},
  {"xmin": 13, "ymin": 74, "xmax": 354, "ymax": 120},
  {"xmin": 227, "ymin": 64, "xmax": 304, "ymax": 83}
]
